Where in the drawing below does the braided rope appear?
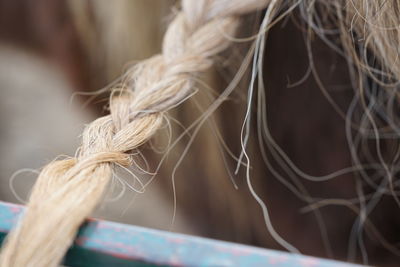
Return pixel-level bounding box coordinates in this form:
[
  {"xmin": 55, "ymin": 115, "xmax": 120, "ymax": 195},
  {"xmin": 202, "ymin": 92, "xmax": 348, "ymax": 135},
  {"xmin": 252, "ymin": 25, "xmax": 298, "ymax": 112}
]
[{"xmin": 0, "ymin": 0, "xmax": 269, "ymax": 266}]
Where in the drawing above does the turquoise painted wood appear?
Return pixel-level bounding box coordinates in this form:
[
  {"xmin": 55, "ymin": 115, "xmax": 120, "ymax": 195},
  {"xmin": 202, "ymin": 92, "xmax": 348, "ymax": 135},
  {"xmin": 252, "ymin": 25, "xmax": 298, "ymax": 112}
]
[{"xmin": 0, "ymin": 201, "xmax": 359, "ymax": 267}]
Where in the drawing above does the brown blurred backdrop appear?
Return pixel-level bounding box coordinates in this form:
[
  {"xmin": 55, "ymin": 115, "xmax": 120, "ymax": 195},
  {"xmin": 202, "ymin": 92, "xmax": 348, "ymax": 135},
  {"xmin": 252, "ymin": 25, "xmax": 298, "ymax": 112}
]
[{"xmin": 1, "ymin": 1, "xmax": 400, "ymax": 266}]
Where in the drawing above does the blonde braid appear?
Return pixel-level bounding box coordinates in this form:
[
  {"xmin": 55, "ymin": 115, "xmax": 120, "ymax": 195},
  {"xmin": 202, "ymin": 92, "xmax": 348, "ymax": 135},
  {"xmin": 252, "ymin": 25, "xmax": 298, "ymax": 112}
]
[{"xmin": 0, "ymin": 0, "xmax": 270, "ymax": 266}]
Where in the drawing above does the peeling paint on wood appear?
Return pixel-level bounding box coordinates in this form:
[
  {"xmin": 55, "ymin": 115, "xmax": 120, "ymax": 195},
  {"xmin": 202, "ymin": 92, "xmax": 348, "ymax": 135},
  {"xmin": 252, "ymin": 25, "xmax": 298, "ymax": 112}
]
[{"xmin": 0, "ymin": 201, "xmax": 360, "ymax": 267}]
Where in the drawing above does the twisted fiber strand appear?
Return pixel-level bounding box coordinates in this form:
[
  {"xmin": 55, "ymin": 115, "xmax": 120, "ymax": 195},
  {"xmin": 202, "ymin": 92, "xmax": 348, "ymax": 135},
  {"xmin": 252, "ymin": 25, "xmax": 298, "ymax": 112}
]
[{"xmin": 0, "ymin": 0, "xmax": 269, "ymax": 266}]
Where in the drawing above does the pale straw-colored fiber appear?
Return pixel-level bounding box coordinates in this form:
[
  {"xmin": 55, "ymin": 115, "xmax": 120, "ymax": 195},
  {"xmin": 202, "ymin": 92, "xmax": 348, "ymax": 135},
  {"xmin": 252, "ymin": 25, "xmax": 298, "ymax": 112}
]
[
  {"xmin": 0, "ymin": 0, "xmax": 270, "ymax": 266},
  {"xmin": 4, "ymin": 0, "xmax": 400, "ymax": 265}
]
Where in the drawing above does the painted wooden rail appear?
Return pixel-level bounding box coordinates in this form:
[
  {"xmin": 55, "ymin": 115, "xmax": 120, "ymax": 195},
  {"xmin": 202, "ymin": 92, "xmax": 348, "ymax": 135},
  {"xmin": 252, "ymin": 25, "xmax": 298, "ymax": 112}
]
[{"xmin": 0, "ymin": 201, "xmax": 359, "ymax": 266}]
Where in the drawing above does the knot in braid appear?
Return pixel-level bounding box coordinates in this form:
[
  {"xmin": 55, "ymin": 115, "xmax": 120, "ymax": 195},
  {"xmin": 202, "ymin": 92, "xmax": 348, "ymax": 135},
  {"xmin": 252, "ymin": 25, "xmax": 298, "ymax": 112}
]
[
  {"xmin": 76, "ymin": 91, "xmax": 163, "ymax": 170},
  {"xmin": 0, "ymin": 1, "xmax": 271, "ymax": 266}
]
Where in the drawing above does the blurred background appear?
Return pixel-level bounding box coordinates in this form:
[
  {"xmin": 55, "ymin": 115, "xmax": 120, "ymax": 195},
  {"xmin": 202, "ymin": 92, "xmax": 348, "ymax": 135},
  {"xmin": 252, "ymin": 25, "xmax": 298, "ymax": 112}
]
[
  {"xmin": 0, "ymin": 0, "xmax": 259, "ymax": 245},
  {"xmin": 0, "ymin": 0, "xmax": 197, "ymax": 233},
  {"xmin": 1, "ymin": 1, "xmax": 400, "ymax": 266}
]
